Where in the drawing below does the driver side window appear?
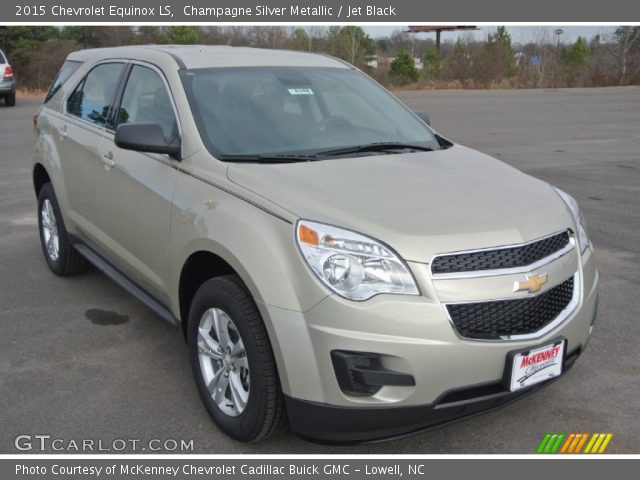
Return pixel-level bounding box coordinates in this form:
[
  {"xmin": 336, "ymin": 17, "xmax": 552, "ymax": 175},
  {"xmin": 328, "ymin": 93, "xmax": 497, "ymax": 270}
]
[{"xmin": 116, "ymin": 65, "xmax": 178, "ymax": 140}]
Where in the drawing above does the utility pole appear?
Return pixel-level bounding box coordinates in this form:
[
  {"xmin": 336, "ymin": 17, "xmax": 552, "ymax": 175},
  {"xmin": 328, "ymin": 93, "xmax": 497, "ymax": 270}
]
[{"xmin": 553, "ymin": 28, "xmax": 563, "ymax": 87}]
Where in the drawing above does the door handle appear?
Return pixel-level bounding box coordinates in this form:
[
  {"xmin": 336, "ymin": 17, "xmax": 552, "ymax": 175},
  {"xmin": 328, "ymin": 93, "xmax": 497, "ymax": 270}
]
[
  {"xmin": 57, "ymin": 124, "xmax": 68, "ymax": 138},
  {"xmin": 100, "ymin": 151, "xmax": 115, "ymax": 169}
]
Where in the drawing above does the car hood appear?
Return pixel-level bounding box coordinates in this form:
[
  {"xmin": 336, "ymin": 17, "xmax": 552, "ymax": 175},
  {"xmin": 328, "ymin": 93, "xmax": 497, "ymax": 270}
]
[{"xmin": 226, "ymin": 145, "xmax": 573, "ymax": 263}]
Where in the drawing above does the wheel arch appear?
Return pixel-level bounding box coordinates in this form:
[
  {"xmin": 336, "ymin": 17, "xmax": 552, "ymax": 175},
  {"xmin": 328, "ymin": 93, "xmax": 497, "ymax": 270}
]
[
  {"xmin": 33, "ymin": 162, "xmax": 52, "ymax": 198},
  {"xmin": 178, "ymin": 250, "xmax": 236, "ymax": 338},
  {"xmin": 176, "ymin": 245, "xmax": 293, "ymax": 396}
]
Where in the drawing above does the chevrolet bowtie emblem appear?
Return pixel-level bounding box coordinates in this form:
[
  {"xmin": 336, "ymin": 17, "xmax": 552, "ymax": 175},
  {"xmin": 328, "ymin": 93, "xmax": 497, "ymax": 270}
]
[{"xmin": 514, "ymin": 273, "xmax": 548, "ymax": 294}]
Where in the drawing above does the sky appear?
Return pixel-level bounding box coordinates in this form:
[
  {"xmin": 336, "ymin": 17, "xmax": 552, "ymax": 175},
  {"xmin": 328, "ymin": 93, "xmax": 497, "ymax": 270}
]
[{"xmin": 362, "ymin": 26, "xmax": 617, "ymax": 44}]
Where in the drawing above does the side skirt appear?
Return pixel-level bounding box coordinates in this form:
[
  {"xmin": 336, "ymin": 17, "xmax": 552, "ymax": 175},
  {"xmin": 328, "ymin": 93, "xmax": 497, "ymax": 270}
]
[{"xmin": 70, "ymin": 236, "xmax": 179, "ymax": 327}]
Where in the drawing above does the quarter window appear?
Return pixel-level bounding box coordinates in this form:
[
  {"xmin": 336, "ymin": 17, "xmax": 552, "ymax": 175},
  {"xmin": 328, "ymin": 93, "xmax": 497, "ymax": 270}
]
[
  {"xmin": 67, "ymin": 63, "xmax": 124, "ymax": 127},
  {"xmin": 44, "ymin": 60, "xmax": 82, "ymax": 104},
  {"xmin": 116, "ymin": 65, "xmax": 178, "ymax": 140}
]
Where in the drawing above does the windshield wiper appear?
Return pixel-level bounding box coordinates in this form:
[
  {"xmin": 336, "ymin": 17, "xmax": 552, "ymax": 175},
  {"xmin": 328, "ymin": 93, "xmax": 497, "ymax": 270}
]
[
  {"xmin": 218, "ymin": 143, "xmax": 434, "ymax": 163},
  {"xmin": 317, "ymin": 142, "xmax": 435, "ymax": 157},
  {"xmin": 218, "ymin": 153, "xmax": 318, "ymax": 163}
]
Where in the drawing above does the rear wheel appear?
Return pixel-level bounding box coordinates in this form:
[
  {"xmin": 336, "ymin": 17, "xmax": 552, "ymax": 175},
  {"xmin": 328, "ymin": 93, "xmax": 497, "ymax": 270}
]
[
  {"xmin": 5, "ymin": 93, "xmax": 15, "ymax": 106},
  {"xmin": 37, "ymin": 183, "xmax": 88, "ymax": 276},
  {"xmin": 187, "ymin": 275, "xmax": 287, "ymax": 442}
]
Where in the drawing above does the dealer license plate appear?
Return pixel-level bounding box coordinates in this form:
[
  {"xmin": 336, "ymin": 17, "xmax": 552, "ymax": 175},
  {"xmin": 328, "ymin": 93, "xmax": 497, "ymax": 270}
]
[{"xmin": 507, "ymin": 340, "xmax": 565, "ymax": 392}]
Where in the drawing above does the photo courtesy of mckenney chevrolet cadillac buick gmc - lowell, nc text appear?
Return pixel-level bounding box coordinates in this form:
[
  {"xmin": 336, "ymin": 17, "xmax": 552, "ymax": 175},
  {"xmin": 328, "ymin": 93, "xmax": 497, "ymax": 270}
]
[{"xmin": 31, "ymin": 45, "xmax": 598, "ymax": 443}]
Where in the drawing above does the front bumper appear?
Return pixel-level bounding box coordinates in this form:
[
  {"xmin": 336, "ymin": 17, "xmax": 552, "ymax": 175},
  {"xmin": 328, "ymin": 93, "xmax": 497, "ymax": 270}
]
[
  {"xmin": 285, "ymin": 346, "xmax": 582, "ymax": 444},
  {"xmin": 260, "ymin": 247, "xmax": 598, "ymax": 442}
]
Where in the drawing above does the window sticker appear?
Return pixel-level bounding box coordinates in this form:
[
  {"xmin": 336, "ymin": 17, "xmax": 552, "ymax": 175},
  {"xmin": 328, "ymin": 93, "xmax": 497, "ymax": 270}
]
[{"xmin": 287, "ymin": 88, "xmax": 314, "ymax": 95}]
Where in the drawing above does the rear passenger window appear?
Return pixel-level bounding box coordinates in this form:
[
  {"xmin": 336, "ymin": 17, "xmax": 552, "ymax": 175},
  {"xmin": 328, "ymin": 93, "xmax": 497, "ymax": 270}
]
[
  {"xmin": 116, "ymin": 65, "xmax": 177, "ymax": 140},
  {"xmin": 66, "ymin": 63, "xmax": 124, "ymax": 127}
]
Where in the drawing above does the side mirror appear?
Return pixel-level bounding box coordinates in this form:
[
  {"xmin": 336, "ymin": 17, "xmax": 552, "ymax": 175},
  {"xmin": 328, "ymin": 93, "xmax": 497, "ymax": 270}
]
[
  {"xmin": 413, "ymin": 111, "xmax": 431, "ymax": 126},
  {"xmin": 115, "ymin": 123, "xmax": 181, "ymax": 160}
]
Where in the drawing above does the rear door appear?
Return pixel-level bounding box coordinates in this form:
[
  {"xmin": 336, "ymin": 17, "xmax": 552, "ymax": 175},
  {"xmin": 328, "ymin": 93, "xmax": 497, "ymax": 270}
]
[
  {"xmin": 52, "ymin": 61, "xmax": 126, "ymax": 240},
  {"xmin": 94, "ymin": 62, "xmax": 180, "ymax": 301}
]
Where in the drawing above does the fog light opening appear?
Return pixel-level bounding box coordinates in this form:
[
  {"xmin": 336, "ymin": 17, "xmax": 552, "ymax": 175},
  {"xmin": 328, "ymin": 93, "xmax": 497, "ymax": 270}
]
[{"xmin": 331, "ymin": 350, "xmax": 415, "ymax": 397}]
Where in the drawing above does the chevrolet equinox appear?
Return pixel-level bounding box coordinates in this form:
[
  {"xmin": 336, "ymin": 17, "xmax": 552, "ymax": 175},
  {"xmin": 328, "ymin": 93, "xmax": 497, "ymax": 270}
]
[{"xmin": 32, "ymin": 46, "xmax": 599, "ymax": 443}]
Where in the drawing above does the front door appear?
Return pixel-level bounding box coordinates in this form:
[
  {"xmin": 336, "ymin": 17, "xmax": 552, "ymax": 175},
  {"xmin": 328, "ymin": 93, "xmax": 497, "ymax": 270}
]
[{"xmin": 94, "ymin": 63, "xmax": 180, "ymax": 301}]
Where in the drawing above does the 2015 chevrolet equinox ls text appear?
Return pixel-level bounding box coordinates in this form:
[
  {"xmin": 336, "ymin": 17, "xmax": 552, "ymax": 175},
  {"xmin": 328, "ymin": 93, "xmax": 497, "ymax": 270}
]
[{"xmin": 32, "ymin": 46, "xmax": 599, "ymax": 443}]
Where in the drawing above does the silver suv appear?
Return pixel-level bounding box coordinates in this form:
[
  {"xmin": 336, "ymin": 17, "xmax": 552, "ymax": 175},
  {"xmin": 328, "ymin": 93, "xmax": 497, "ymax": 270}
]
[
  {"xmin": 33, "ymin": 46, "xmax": 599, "ymax": 443},
  {"xmin": 0, "ymin": 49, "xmax": 16, "ymax": 107}
]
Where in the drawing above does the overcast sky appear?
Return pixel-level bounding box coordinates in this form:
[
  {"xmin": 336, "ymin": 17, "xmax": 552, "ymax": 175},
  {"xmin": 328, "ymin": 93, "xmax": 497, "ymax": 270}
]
[{"xmin": 362, "ymin": 26, "xmax": 617, "ymax": 44}]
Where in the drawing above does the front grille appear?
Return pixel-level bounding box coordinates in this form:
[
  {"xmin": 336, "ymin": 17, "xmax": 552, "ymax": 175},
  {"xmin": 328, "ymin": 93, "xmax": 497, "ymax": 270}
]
[
  {"xmin": 432, "ymin": 231, "xmax": 571, "ymax": 274},
  {"xmin": 446, "ymin": 277, "xmax": 574, "ymax": 339}
]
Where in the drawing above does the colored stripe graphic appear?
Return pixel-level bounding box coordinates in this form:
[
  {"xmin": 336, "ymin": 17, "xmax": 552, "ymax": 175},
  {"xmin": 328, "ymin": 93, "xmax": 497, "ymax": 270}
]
[
  {"xmin": 575, "ymin": 433, "xmax": 589, "ymax": 453},
  {"xmin": 537, "ymin": 433, "xmax": 552, "ymax": 453},
  {"xmin": 549, "ymin": 433, "xmax": 565, "ymax": 453},
  {"xmin": 584, "ymin": 433, "xmax": 599, "ymax": 453},
  {"xmin": 538, "ymin": 433, "xmax": 613, "ymax": 454},
  {"xmin": 597, "ymin": 433, "xmax": 613, "ymax": 453},
  {"xmin": 559, "ymin": 433, "xmax": 575, "ymax": 453}
]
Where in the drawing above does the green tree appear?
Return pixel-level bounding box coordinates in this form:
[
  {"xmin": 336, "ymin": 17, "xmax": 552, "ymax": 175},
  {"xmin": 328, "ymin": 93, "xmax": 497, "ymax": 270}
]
[
  {"xmin": 390, "ymin": 50, "xmax": 419, "ymax": 84},
  {"xmin": 564, "ymin": 36, "xmax": 590, "ymax": 68},
  {"xmin": 423, "ymin": 45, "xmax": 440, "ymax": 80},
  {"xmin": 443, "ymin": 39, "xmax": 472, "ymax": 82},
  {"xmin": 328, "ymin": 26, "xmax": 374, "ymax": 67},
  {"xmin": 162, "ymin": 26, "xmax": 200, "ymax": 45},
  {"xmin": 61, "ymin": 26, "xmax": 100, "ymax": 48},
  {"xmin": 562, "ymin": 36, "xmax": 590, "ymax": 86},
  {"xmin": 474, "ymin": 26, "xmax": 516, "ymax": 85},
  {"xmin": 493, "ymin": 27, "xmax": 513, "ymax": 49},
  {"xmin": 0, "ymin": 26, "xmax": 60, "ymax": 54},
  {"xmin": 0, "ymin": 27, "xmax": 65, "ymax": 90},
  {"xmin": 490, "ymin": 26, "xmax": 516, "ymax": 76}
]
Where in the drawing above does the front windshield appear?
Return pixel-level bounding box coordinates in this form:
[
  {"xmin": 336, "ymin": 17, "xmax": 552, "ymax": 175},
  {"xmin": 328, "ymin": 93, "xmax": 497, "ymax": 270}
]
[{"xmin": 180, "ymin": 66, "xmax": 441, "ymax": 160}]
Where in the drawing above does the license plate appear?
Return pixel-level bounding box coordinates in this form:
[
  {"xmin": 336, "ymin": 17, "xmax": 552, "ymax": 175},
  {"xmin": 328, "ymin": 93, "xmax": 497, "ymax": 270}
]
[{"xmin": 506, "ymin": 339, "xmax": 565, "ymax": 392}]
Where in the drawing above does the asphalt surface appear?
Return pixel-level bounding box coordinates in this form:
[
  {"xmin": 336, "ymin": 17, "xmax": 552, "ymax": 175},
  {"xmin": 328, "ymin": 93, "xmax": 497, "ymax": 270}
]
[{"xmin": 1, "ymin": 88, "xmax": 639, "ymax": 454}]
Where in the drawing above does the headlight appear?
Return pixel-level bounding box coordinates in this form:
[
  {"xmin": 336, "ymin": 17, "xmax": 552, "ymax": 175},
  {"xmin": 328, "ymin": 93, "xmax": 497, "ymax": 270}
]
[
  {"xmin": 553, "ymin": 187, "xmax": 590, "ymax": 253},
  {"xmin": 296, "ymin": 220, "xmax": 420, "ymax": 301}
]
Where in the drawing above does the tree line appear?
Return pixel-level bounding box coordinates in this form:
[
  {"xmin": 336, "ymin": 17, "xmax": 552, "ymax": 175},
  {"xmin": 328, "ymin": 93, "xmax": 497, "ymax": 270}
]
[{"xmin": 0, "ymin": 26, "xmax": 638, "ymax": 92}]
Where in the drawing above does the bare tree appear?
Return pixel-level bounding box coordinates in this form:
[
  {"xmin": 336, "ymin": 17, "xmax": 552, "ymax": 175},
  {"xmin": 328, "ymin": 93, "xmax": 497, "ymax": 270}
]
[
  {"xmin": 306, "ymin": 26, "xmax": 327, "ymax": 52},
  {"xmin": 530, "ymin": 28, "xmax": 554, "ymax": 88},
  {"xmin": 616, "ymin": 27, "xmax": 640, "ymax": 84},
  {"xmin": 343, "ymin": 26, "xmax": 367, "ymax": 65},
  {"xmin": 249, "ymin": 26, "xmax": 289, "ymax": 49}
]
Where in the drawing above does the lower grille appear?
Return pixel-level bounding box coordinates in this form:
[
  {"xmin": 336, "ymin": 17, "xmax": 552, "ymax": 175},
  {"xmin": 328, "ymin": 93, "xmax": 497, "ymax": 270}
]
[{"xmin": 447, "ymin": 277, "xmax": 575, "ymax": 340}]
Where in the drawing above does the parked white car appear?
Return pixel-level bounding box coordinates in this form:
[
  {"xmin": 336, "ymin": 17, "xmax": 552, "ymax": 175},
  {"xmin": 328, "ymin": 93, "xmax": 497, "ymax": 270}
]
[{"xmin": 0, "ymin": 49, "xmax": 16, "ymax": 106}]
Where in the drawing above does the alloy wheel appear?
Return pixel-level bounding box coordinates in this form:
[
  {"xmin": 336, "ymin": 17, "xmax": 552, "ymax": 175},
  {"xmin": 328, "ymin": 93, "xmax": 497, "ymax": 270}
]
[
  {"xmin": 197, "ymin": 308, "xmax": 250, "ymax": 417},
  {"xmin": 41, "ymin": 199, "xmax": 59, "ymax": 262}
]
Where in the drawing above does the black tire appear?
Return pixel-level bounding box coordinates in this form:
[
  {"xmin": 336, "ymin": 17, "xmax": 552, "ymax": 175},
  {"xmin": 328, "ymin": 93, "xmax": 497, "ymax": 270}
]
[
  {"xmin": 187, "ymin": 275, "xmax": 287, "ymax": 442},
  {"xmin": 37, "ymin": 182, "xmax": 89, "ymax": 276},
  {"xmin": 5, "ymin": 93, "xmax": 16, "ymax": 107}
]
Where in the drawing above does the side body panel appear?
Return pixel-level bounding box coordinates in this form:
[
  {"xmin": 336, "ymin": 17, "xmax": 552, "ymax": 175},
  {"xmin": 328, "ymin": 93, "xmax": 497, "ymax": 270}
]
[
  {"xmin": 35, "ymin": 109, "xmax": 105, "ymax": 239},
  {"xmin": 93, "ymin": 140, "xmax": 178, "ymax": 302},
  {"xmin": 168, "ymin": 156, "xmax": 330, "ymax": 395}
]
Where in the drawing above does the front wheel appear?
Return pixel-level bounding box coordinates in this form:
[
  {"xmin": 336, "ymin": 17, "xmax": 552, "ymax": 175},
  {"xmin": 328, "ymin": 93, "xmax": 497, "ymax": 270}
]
[{"xmin": 187, "ymin": 275, "xmax": 287, "ymax": 442}]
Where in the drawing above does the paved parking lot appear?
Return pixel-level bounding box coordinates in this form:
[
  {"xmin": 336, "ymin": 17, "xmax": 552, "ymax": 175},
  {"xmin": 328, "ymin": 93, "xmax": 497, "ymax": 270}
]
[{"xmin": 1, "ymin": 88, "xmax": 638, "ymax": 453}]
